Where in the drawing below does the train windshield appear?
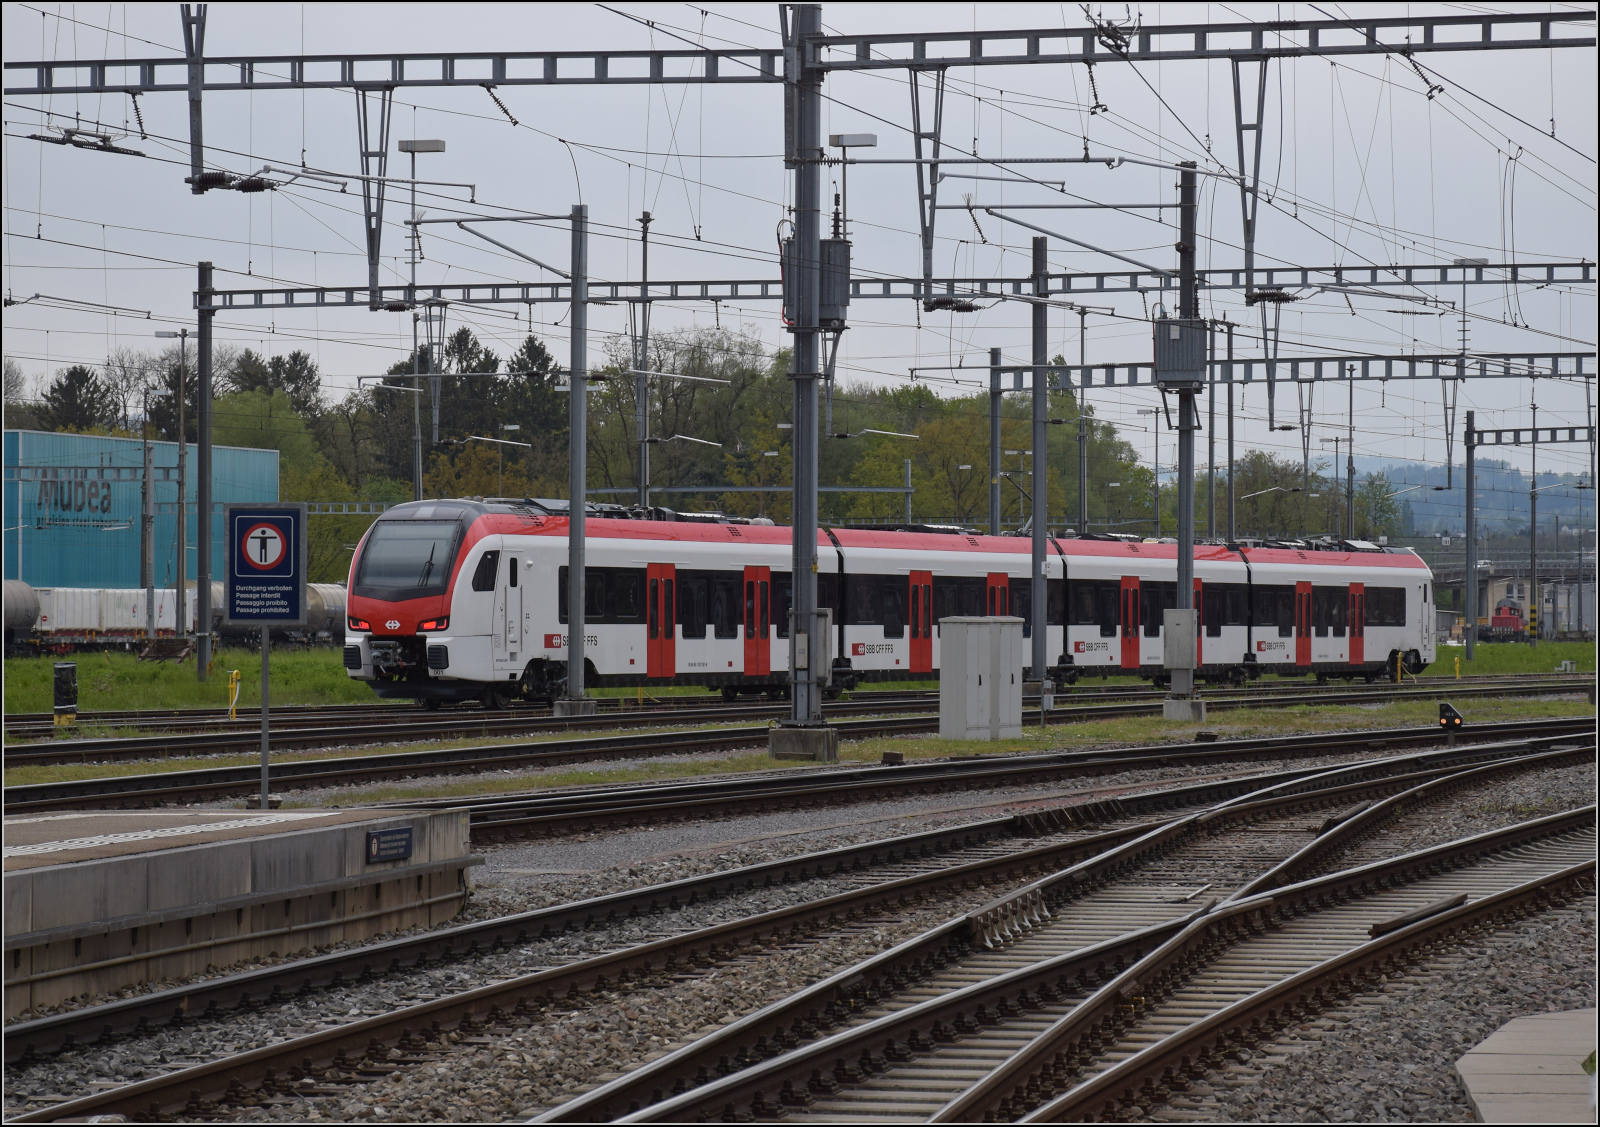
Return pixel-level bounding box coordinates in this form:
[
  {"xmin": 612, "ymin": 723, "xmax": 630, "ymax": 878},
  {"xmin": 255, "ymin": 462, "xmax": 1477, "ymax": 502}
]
[{"xmin": 357, "ymin": 520, "xmax": 461, "ymax": 589}]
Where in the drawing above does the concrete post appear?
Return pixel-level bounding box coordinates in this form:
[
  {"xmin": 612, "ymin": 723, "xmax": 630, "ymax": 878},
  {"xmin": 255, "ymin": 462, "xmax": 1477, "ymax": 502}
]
[
  {"xmin": 557, "ymin": 203, "xmax": 596, "ymax": 716},
  {"xmin": 636, "ymin": 210, "xmax": 652, "ymax": 509},
  {"xmin": 772, "ymin": 4, "xmax": 831, "ymax": 756},
  {"xmin": 196, "ymin": 262, "xmax": 213, "ymax": 679},
  {"xmin": 989, "ymin": 347, "xmax": 1002, "ymax": 535},
  {"xmin": 1030, "ymin": 237, "xmax": 1048, "ymax": 685},
  {"xmin": 1465, "ymin": 410, "xmax": 1477, "ymax": 660}
]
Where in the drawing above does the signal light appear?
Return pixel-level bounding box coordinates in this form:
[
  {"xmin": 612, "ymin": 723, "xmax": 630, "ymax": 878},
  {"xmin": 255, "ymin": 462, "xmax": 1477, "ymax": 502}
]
[
  {"xmin": 419, "ymin": 617, "xmax": 450, "ymax": 631},
  {"xmin": 1439, "ymin": 703, "xmax": 1464, "ymax": 730},
  {"xmin": 348, "ymin": 616, "xmax": 371, "ymax": 631}
]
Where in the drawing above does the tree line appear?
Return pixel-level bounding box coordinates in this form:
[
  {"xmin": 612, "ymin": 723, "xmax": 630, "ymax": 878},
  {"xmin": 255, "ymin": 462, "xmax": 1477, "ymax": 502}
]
[{"xmin": 3, "ymin": 325, "xmax": 1404, "ymax": 582}]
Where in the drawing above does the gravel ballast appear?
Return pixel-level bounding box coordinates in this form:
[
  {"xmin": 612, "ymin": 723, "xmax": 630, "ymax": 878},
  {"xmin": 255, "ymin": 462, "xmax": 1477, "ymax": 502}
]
[{"xmin": 1184, "ymin": 897, "xmax": 1597, "ymax": 1123}]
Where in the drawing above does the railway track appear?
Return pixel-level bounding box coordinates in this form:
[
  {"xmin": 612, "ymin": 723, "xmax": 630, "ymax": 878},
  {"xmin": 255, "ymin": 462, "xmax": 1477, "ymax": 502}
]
[
  {"xmin": 4, "ymin": 682, "xmax": 1589, "ymax": 814},
  {"xmin": 10, "ymin": 734, "xmax": 1571, "ymax": 1066},
  {"xmin": 6, "ymin": 738, "xmax": 1589, "ymax": 1123},
  {"xmin": 5, "ymin": 674, "xmax": 1584, "ymax": 764},
  {"xmin": 538, "ymin": 754, "xmax": 1595, "ymax": 1122}
]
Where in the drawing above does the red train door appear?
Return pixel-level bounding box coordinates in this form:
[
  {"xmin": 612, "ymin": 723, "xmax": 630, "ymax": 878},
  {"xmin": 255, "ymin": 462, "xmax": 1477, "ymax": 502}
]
[
  {"xmin": 1348, "ymin": 583, "xmax": 1365, "ymax": 667},
  {"xmin": 743, "ymin": 566, "xmax": 771, "ymax": 677},
  {"xmin": 1295, "ymin": 581, "xmax": 1313, "ymax": 667},
  {"xmin": 1120, "ymin": 576, "xmax": 1141, "ymax": 670},
  {"xmin": 909, "ymin": 570, "xmax": 933, "ymax": 672},
  {"xmin": 647, "ymin": 563, "xmax": 676, "ymax": 678},
  {"xmin": 986, "ymin": 572, "xmax": 1010, "ymax": 616}
]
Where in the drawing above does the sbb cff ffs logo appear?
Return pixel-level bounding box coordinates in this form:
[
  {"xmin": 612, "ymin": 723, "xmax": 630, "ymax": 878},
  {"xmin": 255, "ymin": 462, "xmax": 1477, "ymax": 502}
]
[{"xmin": 386, "ymin": 620, "xmax": 401, "ymax": 630}]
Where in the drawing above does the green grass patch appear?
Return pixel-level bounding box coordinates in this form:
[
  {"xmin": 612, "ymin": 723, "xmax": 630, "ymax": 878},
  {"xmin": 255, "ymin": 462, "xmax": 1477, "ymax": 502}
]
[
  {"xmin": 3, "ymin": 648, "xmax": 380, "ymax": 716},
  {"xmin": 1423, "ymin": 641, "xmax": 1595, "ymax": 677}
]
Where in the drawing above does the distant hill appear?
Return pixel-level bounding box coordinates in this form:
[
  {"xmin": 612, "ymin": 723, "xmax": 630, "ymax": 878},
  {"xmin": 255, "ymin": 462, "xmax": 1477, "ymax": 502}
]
[{"xmin": 1347, "ymin": 455, "xmax": 1590, "ymax": 534}]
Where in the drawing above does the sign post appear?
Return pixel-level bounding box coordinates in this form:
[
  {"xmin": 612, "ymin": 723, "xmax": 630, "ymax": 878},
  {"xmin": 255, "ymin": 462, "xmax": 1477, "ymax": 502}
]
[{"xmin": 224, "ymin": 504, "xmax": 307, "ymax": 809}]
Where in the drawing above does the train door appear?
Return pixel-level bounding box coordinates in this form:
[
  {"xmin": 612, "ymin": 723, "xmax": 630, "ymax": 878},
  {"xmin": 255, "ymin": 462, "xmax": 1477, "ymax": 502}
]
[
  {"xmin": 986, "ymin": 573, "xmax": 1010, "ymax": 616},
  {"xmin": 909, "ymin": 570, "xmax": 933, "ymax": 673},
  {"xmin": 1348, "ymin": 583, "xmax": 1365, "ymax": 667},
  {"xmin": 1295, "ymin": 581, "xmax": 1313, "ymax": 667},
  {"xmin": 743, "ymin": 566, "xmax": 771, "ymax": 677},
  {"xmin": 647, "ymin": 563, "xmax": 676, "ymax": 678},
  {"xmin": 505, "ymin": 556, "xmax": 522, "ymax": 654},
  {"xmin": 1119, "ymin": 576, "xmax": 1141, "ymax": 670}
]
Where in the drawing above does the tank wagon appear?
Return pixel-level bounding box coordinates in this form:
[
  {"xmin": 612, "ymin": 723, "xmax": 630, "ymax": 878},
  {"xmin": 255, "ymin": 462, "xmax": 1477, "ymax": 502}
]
[
  {"xmin": 3, "ymin": 580, "xmax": 346, "ymax": 652},
  {"xmin": 343, "ymin": 499, "xmax": 1436, "ymax": 708}
]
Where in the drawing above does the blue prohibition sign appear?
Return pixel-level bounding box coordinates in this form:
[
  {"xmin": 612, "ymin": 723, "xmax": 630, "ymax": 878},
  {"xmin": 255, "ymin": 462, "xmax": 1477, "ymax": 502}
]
[{"xmin": 228, "ymin": 508, "xmax": 302, "ymax": 622}]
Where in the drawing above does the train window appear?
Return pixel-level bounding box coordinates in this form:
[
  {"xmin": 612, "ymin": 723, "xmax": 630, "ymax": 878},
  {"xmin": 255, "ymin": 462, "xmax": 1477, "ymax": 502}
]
[
  {"xmin": 585, "ymin": 574, "xmax": 605, "ymax": 618},
  {"xmin": 961, "ymin": 578, "xmax": 986, "ymax": 617},
  {"xmin": 508, "ymin": 557, "xmax": 519, "ymax": 588},
  {"xmin": 1141, "ymin": 582, "xmax": 1176, "ymax": 638},
  {"xmin": 1366, "ymin": 587, "xmax": 1406, "ymax": 626},
  {"xmin": 774, "ymin": 574, "xmax": 794, "ymax": 638},
  {"xmin": 648, "ymin": 578, "xmax": 658, "ymax": 639},
  {"xmin": 882, "ymin": 581, "xmax": 905, "ymax": 639},
  {"xmin": 1009, "ymin": 581, "xmax": 1031, "ymax": 637},
  {"xmin": 851, "ymin": 577, "xmax": 882, "ymax": 625},
  {"xmin": 712, "ymin": 577, "xmax": 740, "ymax": 639},
  {"xmin": 1312, "ymin": 587, "xmax": 1347, "ymax": 637},
  {"xmin": 1047, "ymin": 578, "xmax": 1066, "ymax": 626},
  {"xmin": 357, "ymin": 520, "xmax": 460, "ymax": 590},
  {"xmin": 679, "ymin": 576, "xmax": 708, "ymax": 639},
  {"xmin": 612, "ymin": 571, "xmax": 644, "ymax": 621},
  {"xmin": 470, "ymin": 550, "xmax": 500, "ymax": 593},
  {"xmin": 1251, "ymin": 586, "xmax": 1295, "ymax": 637},
  {"xmin": 760, "ymin": 581, "xmax": 770, "ymax": 639},
  {"xmin": 1203, "ymin": 585, "xmax": 1223, "ymax": 637},
  {"xmin": 933, "ymin": 578, "xmax": 960, "ymax": 627},
  {"xmin": 817, "ymin": 574, "xmax": 841, "ymax": 617}
]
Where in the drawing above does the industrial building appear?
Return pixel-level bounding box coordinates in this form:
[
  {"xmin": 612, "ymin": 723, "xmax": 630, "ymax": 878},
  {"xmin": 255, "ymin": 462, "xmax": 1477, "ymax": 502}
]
[{"xmin": 3, "ymin": 429, "xmax": 279, "ymax": 589}]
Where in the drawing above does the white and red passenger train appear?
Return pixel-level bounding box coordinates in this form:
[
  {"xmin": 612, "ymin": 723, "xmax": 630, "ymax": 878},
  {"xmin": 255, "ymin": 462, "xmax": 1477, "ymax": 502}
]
[{"xmin": 343, "ymin": 499, "xmax": 1436, "ymax": 707}]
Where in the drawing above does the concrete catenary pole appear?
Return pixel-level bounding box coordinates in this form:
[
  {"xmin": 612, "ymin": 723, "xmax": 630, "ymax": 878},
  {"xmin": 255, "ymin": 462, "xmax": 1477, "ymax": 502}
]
[
  {"xmin": 1030, "ymin": 237, "xmax": 1049, "ymax": 685},
  {"xmin": 1078, "ymin": 308, "xmax": 1089, "ymax": 534},
  {"xmin": 563, "ymin": 203, "xmax": 592, "ymax": 711},
  {"xmin": 196, "ymin": 261, "xmax": 214, "ymax": 679},
  {"xmin": 989, "ymin": 347, "xmax": 1002, "ymax": 536},
  {"xmin": 1465, "ymin": 409, "xmax": 1477, "ymax": 660},
  {"xmin": 175, "ymin": 329, "xmax": 187, "ymax": 642},
  {"xmin": 785, "ymin": 4, "xmax": 826, "ymax": 732},
  {"xmin": 1529, "ymin": 402, "xmax": 1538, "ymax": 647},
  {"xmin": 1173, "ymin": 163, "xmax": 1199, "ymax": 698},
  {"xmin": 636, "ymin": 211, "xmax": 653, "ymax": 510}
]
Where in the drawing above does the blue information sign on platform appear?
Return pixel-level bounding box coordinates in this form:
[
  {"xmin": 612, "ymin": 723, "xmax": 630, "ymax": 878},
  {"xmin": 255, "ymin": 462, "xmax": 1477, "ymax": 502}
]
[{"xmin": 224, "ymin": 503, "xmax": 307, "ymax": 625}]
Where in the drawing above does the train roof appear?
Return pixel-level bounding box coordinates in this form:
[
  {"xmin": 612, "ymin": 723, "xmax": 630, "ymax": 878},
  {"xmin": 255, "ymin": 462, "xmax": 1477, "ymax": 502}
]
[{"xmin": 372, "ymin": 499, "xmax": 1430, "ymax": 571}]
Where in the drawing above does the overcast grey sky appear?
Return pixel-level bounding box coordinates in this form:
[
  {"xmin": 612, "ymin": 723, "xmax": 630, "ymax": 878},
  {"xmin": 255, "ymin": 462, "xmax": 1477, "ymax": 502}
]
[{"xmin": 4, "ymin": 2, "xmax": 1595, "ymax": 495}]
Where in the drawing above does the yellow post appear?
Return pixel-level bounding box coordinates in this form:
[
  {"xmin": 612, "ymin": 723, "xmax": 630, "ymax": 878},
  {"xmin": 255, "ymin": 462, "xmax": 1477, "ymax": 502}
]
[
  {"xmin": 228, "ymin": 669, "xmax": 242, "ymax": 721},
  {"xmin": 1454, "ymin": 656, "xmax": 1460, "ymax": 680}
]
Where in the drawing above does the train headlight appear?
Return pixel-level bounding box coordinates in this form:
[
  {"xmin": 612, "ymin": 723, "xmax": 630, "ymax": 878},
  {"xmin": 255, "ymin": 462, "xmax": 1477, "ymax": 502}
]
[
  {"xmin": 348, "ymin": 616, "xmax": 371, "ymax": 631},
  {"xmin": 419, "ymin": 616, "xmax": 450, "ymax": 631}
]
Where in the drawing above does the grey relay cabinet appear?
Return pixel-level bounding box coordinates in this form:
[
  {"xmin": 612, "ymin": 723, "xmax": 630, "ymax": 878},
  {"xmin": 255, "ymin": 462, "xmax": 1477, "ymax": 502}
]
[{"xmin": 937, "ymin": 616, "xmax": 1024, "ymax": 740}]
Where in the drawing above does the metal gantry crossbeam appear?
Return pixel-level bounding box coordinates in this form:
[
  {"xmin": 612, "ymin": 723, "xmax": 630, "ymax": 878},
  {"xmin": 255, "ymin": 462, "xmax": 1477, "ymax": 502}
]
[
  {"xmin": 3, "ymin": 49, "xmax": 782, "ymax": 96},
  {"xmin": 7, "ymin": 11, "xmax": 1589, "ymax": 96},
  {"xmin": 1020, "ymin": 352, "xmax": 1596, "ymax": 388},
  {"xmin": 1468, "ymin": 427, "xmax": 1597, "ymax": 447},
  {"xmin": 812, "ymin": 11, "xmax": 1593, "ymax": 68},
  {"xmin": 193, "ymin": 261, "xmax": 1595, "ymax": 311}
]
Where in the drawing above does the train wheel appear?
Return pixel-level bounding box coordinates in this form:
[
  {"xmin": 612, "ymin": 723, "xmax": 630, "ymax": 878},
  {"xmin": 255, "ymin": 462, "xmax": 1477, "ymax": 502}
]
[
  {"xmin": 421, "ymin": 697, "xmax": 442, "ymax": 711},
  {"xmin": 482, "ymin": 686, "xmax": 508, "ymax": 710},
  {"xmin": 721, "ymin": 686, "xmax": 740, "ymax": 702}
]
